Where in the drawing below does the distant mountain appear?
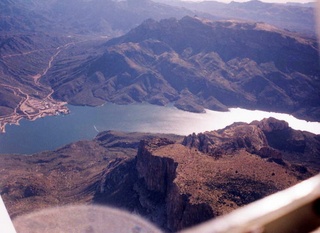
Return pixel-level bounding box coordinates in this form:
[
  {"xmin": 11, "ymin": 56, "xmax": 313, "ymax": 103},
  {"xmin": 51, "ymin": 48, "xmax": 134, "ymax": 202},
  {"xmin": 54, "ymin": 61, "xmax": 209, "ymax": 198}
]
[
  {"xmin": 153, "ymin": 0, "xmax": 316, "ymax": 36},
  {"xmin": 0, "ymin": 0, "xmax": 202, "ymax": 131},
  {"xmin": 286, "ymin": 2, "xmax": 315, "ymax": 7},
  {"xmin": 43, "ymin": 16, "xmax": 320, "ymax": 121},
  {"xmin": 1, "ymin": 118, "xmax": 319, "ymax": 231},
  {"xmin": 0, "ymin": 0, "xmax": 196, "ymax": 36},
  {"xmin": 2, "ymin": 0, "xmax": 314, "ymax": 38},
  {"xmin": 1, "ymin": 2, "xmax": 319, "ymax": 231},
  {"xmin": 1, "ymin": 0, "xmax": 318, "ymax": 131}
]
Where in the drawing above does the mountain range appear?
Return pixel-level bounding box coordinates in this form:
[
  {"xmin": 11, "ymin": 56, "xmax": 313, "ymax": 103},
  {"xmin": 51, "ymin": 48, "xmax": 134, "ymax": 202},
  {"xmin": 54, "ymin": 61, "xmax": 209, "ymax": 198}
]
[
  {"xmin": 43, "ymin": 16, "xmax": 320, "ymax": 120},
  {"xmin": 1, "ymin": 118, "xmax": 319, "ymax": 231},
  {"xmin": 3, "ymin": 0, "xmax": 314, "ymax": 36},
  {"xmin": 1, "ymin": 0, "xmax": 318, "ymax": 129},
  {"xmin": 0, "ymin": 0, "xmax": 195, "ymax": 36},
  {"xmin": 154, "ymin": 0, "xmax": 316, "ymax": 37},
  {"xmin": 0, "ymin": 1, "xmax": 319, "ymax": 231}
]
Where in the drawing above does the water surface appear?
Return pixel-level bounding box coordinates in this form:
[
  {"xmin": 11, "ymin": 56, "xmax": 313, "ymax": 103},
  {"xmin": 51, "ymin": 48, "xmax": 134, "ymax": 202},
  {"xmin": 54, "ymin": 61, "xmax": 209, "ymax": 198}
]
[{"xmin": 0, "ymin": 103, "xmax": 319, "ymax": 154}]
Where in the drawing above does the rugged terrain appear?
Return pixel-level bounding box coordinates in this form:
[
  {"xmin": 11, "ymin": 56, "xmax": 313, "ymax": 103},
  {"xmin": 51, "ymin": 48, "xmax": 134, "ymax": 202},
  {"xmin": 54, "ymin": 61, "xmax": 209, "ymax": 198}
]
[
  {"xmin": 0, "ymin": 0, "xmax": 195, "ymax": 132},
  {"xmin": 44, "ymin": 16, "xmax": 320, "ymax": 121},
  {"xmin": 1, "ymin": 1, "xmax": 319, "ymax": 231},
  {"xmin": 1, "ymin": 0, "xmax": 318, "ymax": 132},
  {"xmin": 0, "ymin": 33, "xmax": 73, "ymax": 132},
  {"xmin": 1, "ymin": 118, "xmax": 319, "ymax": 232}
]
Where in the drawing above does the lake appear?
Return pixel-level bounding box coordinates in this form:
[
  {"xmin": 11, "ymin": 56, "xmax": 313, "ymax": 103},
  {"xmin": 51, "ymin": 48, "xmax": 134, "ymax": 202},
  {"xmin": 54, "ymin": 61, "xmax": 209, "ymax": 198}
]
[{"xmin": 0, "ymin": 103, "xmax": 319, "ymax": 154}]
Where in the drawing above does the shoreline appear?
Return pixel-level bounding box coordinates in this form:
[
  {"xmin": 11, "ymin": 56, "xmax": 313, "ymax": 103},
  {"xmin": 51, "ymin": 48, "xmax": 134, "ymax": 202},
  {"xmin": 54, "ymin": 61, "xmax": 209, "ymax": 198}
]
[{"xmin": 0, "ymin": 102, "xmax": 69, "ymax": 134}]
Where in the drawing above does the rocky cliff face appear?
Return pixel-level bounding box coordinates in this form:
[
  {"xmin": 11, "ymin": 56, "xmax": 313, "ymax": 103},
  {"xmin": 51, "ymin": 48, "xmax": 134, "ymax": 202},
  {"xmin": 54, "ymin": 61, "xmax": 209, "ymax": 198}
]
[
  {"xmin": 1, "ymin": 120, "xmax": 319, "ymax": 232},
  {"xmin": 183, "ymin": 118, "xmax": 320, "ymax": 168},
  {"xmin": 94, "ymin": 119, "xmax": 319, "ymax": 232},
  {"xmin": 93, "ymin": 137, "xmax": 215, "ymax": 232},
  {"xmin": 0, "ymin": 131, "xmax": 181, "ymax": 218},
  {"xmin": 254, "ymin": 118, "xmax": 320, "ymax": 168},
  {"xmin": 182, "ymin": 122, "xmax": 269, "ymax": 157},
  {"xmin": 136, "ymin": 138, "xmax": 215, "ymax": 231}
]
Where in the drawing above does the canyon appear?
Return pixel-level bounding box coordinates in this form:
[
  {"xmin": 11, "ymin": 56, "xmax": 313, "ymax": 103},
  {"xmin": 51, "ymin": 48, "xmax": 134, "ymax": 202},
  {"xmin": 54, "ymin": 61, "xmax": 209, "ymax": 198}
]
[{"xmin": 0, "ymin": 1, "xmax": 319, "ymax": 231}]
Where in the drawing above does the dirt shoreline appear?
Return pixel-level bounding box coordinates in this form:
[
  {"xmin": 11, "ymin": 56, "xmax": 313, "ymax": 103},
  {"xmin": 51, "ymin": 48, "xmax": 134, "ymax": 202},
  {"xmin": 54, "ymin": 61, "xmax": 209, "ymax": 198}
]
[{"xmin": 0, "ymin": 101, "xmax": 69, "ymax": 133}]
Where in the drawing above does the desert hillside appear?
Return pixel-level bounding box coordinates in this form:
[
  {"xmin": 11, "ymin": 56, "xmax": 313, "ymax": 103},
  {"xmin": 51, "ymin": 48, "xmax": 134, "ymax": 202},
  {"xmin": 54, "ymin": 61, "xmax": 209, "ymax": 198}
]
[{"xmin": 1, "ymin": 118, "xmax": 319, "ymax": 231}]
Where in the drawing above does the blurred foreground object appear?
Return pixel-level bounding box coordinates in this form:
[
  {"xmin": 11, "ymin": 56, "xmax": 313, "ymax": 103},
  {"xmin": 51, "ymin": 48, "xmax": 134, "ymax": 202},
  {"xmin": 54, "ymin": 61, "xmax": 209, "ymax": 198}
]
[
  {"xmin": 0, "ymin": 196, "xmax": 16, "ymax": 233},
  {"xmin": 13, "ymin": 205, "xmax": 162, "ymax": 233}
]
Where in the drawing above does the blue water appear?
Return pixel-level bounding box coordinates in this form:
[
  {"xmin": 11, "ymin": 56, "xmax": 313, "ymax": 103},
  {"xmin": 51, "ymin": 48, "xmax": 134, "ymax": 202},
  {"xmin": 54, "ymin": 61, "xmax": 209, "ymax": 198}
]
[{"xmin": 0, "ymin": 103, "xmax": 319, "ymax": 154}]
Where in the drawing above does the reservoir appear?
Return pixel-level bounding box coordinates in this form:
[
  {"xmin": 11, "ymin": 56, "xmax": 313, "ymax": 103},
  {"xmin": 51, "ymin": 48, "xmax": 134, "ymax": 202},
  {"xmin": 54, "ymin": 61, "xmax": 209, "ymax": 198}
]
[{"xmin": 0, "ymin": 103, "xmax": 319, "ymax": 154}]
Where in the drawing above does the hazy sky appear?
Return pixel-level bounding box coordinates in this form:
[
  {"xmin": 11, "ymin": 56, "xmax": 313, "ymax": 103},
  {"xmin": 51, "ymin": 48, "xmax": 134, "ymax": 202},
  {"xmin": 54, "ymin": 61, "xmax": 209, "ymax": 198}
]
[{"xmin": 186, "ymin": 0, "xmax": 315, "ymax": 3}]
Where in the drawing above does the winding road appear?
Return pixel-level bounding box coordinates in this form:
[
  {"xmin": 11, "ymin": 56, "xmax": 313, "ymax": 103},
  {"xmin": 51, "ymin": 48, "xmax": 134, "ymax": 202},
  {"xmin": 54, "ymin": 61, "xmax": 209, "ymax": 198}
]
[
  {"xmin": 35, "ymin": 42, "xmax": 75, "ymax": 85},
  {"xmin": 0, "ymin": 42, "xmax": 75, "ymax": 133}
]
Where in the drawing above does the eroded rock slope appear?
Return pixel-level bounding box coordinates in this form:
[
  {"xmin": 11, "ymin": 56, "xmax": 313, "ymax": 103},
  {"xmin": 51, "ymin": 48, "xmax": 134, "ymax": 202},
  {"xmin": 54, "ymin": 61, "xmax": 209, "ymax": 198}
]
[
  {"xmin": 46, "ymin": 17, "xmax": 320, "ymax": 121},
  {"xmin": 0, "ymin": 119, "xmax": 319, "ymax": 231}
]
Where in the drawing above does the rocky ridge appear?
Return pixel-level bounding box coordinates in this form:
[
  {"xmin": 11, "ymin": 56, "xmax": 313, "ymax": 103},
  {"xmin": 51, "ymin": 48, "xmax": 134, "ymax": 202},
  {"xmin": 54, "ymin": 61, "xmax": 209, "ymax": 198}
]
[
  {"xmin": 1, "ymin": 1, "xmax": 319, "ymax": 132},
  {"xmin": 94, "ymin": 118, "xmax": 319, "ymax": 231},
  {"xmin": 0, "ymin": 0, "xmax": 195, "ymax": 132},
  {"xmin": 45, "ymin": 16, "xmax": 320, "ymax": 121},
  {"xmin": 1, "ymin": 118, "xmax": 319, "ymax": 232}
]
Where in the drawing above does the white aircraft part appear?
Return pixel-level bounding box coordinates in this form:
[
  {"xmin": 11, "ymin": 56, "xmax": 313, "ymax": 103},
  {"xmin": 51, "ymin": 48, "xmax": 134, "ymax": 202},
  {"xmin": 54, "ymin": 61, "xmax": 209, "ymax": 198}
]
[{"xmin": 0, "ymin": 196, "xmax": 16, "ymax": 233}]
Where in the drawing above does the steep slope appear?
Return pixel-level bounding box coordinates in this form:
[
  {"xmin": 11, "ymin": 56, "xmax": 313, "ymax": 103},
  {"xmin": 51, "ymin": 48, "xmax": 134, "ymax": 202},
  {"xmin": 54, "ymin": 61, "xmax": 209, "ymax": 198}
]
[
  {"xmin": 0, "ymin": 131, "xmax": 181, "ymax": 218},
  {"xmin": 44, "ymin": 16, "xmax": 320, "ymax": 121},
  {"xmin": 1, "ymin": 119, "xmax": 317, "ymax": 232},
  {"xmin": 0, "ymin": 0, "xmax": 198, "ymax": 132},
  {"xmin": 1, "ymin": 1, "xmax": 318, "ymax": 132},
  {"xmin": 183, "ymin": 117, "xmax": 320, "ymax": 170},
  {"xmin": 94, "ymin": 118, "xmax": 319, "ymax": 231}
]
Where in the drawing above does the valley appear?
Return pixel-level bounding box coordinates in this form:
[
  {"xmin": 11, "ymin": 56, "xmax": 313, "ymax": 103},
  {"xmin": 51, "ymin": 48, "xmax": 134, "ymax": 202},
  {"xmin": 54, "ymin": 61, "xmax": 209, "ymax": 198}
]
[
  {"xmin": 0, "ymin": 0, "xmax": 319, "ymax": 231},
  {"xmin": 1, "ymin": 0, "xmax": 319, "ymax": 134},
  {"xmin": 44, "ymin": 16, "xmax": 320, "ymax": 122}
]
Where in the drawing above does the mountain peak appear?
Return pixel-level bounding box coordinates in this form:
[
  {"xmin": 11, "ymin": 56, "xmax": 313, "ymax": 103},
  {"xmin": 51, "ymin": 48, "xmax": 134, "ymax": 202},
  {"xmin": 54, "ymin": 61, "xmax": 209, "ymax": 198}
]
[
  {"xmin": 65, "ymin": 15, "xmax": 320, "ymax": 121},
  {"xmin": 140, "ymin": 18, "xmax": 159, "ymax": 29},
  {"xmin": 230, "ymin": 0, "xmax": 267, "ymax": 6}
]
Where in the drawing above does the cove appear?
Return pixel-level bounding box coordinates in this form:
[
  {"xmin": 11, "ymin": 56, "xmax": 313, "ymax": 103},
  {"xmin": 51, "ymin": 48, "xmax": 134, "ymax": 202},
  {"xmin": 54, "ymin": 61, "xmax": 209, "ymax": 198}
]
[{"xmin": 0, "ymin": 103, "xmax": 319, "ymax": 155}]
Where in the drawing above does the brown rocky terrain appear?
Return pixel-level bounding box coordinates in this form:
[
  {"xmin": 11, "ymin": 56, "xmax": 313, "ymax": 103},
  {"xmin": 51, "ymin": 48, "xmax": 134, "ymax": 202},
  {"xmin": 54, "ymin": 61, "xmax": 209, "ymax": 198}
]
[
  {"xmin": 0, "ymin": 131, "xmax": 181, "ymax": 218},
  {"xmin": 0, "ymin": 118, "xmax": 319, "ymax": 232},
  {"xmin": 44, "ymin": 16, "xmax": 320, "ymax": 121},
  {"xmin": 1, "ymin": 1, "xmax": 318, "ymax": 133},
  {"xmin": 0, "ymin": 33, "xmax": 75, "ymax": 132},
  {"xmin": 0, "ymin": 0, "xmax": 195, "ymax": 132}
]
